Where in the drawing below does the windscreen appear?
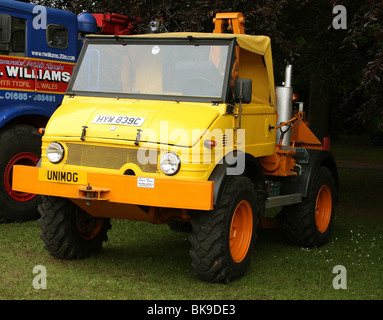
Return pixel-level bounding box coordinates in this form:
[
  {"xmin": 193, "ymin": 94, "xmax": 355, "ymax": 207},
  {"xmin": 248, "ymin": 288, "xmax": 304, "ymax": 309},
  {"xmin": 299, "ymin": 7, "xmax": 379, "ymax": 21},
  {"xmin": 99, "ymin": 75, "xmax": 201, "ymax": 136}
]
[{"xmin": 70, "ymin": 41, "xmax": 230, "ymax": 100}]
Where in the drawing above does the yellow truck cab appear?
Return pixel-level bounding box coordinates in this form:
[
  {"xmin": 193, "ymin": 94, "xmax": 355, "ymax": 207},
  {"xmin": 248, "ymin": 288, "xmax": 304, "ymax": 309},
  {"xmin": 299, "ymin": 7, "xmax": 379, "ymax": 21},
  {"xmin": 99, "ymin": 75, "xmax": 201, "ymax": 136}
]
[{"xmin": 13, "ymin": 14, "xmax": 338, "ymax": 283}]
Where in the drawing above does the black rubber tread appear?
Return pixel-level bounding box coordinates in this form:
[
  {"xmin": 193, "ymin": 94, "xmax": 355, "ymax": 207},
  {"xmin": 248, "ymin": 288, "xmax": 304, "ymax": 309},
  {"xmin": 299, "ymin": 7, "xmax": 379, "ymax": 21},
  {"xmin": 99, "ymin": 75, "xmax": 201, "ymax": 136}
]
[
  {"xmin": 283, "ymin": 166, "xmax": 335, "ymax": 248},
  {"xmin": 0, "ymin": 124, "xmax": 41, "ymax": 222},
  {"xmin": 38, "ymin": 196, "xmax": 111, "ymax": 259},
  {"xmin": 189, "ymin": 175, "xmax": 258, "ymax": 283}
]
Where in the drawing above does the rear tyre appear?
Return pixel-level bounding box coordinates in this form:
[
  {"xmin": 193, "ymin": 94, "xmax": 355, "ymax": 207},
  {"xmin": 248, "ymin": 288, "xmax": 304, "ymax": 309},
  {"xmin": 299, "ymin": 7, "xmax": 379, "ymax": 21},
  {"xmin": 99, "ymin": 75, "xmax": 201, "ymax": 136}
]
[
  {"xmin": 189, "ymin": 176, "xmax": 258, "ymax": 283},
  {"xmin": 38, "ymin": 196, "xmax": 111, "ymax": 259},
  {"xmin": 283, "ymin": 166, "xmax": 335, "ymax": 248},
  {"xmin": 0, "ymin": 124, "xmax": 41, "ymax": 222}
]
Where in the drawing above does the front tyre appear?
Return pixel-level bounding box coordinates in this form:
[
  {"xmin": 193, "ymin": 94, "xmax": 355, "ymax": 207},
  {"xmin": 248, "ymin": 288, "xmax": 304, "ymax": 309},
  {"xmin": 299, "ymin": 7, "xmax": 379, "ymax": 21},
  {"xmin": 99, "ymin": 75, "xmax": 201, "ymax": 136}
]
[
  {"xmin": 38, "ymin": 196, "xmax": 111, "ymax": 259},
  {"xmin": 189, "ymin": 176, "xmax": 258, "ymax": 283}
]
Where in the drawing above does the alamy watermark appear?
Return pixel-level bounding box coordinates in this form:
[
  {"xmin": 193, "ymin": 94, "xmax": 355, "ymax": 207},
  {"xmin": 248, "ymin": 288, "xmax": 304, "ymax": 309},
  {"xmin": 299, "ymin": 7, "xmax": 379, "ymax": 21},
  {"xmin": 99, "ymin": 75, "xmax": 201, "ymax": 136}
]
[
  {"xmin": 135, "ymin": 122, "xmax": 246, "ymax": 176},
  {"xmin": 32, "ymin": 5, "xmax": 47, "ymax": 30},
  {"xmin": 31, "ymin": 264, "xmax": 347, "ymax": 291},
  {"xmin": 32, "ymin": 265, "xmax": 47, "ymax": 289},
  {"xmin": 332, "ymin": 5, "xmax": 347, "ymax": 30},
  {"xmin": 332, "ymin": 265, "xmax": 347, "ymax": 289}
]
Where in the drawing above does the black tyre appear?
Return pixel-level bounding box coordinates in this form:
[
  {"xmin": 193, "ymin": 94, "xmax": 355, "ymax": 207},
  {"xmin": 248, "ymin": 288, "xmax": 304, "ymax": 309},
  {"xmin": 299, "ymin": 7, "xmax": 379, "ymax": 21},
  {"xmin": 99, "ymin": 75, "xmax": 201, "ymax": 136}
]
[
  {"xmin": 38, "ymin": 196, "xmax": 111, "ymax": 259},
  {"xmin": 189, "ymin": 176, "xmax": 259, "ymax": 283},
  {"xmin": 0, "ymin": 124, "xmax": 41, "ymax": 222},
  {"xmin": 283, "ymin": 166, "xmax": 335, "ymax": 248}
]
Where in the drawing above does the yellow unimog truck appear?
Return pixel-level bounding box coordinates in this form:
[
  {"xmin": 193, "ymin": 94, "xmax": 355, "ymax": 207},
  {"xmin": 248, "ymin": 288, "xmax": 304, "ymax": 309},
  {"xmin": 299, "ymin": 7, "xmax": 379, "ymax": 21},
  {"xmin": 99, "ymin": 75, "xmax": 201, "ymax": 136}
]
[{"xmin": 13, "ymin": 13, "xmax": 338, "ymax": 283}]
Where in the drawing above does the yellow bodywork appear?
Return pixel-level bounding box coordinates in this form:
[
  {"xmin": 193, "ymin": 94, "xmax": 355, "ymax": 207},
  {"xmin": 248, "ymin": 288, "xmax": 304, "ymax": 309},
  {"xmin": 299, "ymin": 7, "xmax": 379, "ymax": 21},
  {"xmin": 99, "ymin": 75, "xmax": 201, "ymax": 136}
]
[{"xmin": 12, "ymin": 32, "xmax": 277, "ymax": 221}]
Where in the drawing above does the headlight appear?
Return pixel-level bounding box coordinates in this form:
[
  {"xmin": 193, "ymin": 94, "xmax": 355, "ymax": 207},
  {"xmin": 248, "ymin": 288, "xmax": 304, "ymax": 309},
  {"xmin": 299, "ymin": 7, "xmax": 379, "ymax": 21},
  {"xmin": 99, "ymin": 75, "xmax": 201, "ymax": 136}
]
[
  {"xmin": 160, "ymin": 152, "xmax": 181, "ymax": 175},
  {"xmin": 46, "ymin": 142, "xmax": 64, "ymax": 164}
]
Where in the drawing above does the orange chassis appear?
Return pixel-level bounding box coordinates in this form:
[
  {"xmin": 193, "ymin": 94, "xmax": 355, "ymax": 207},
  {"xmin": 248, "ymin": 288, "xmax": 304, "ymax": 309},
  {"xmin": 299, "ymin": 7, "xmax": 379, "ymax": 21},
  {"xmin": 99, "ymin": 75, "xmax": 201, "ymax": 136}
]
[{"xmin": 13, "ymin": 165, "xmax": 214, "ymax": 223}]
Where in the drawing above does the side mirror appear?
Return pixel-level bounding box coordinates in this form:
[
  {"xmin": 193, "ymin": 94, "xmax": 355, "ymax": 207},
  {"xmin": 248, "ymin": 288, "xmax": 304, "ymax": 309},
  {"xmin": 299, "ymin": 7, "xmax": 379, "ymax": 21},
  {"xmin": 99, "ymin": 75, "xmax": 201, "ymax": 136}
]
[{"xmin": 234, "ymin": 78, "xmax": 252, "ymax": 104}]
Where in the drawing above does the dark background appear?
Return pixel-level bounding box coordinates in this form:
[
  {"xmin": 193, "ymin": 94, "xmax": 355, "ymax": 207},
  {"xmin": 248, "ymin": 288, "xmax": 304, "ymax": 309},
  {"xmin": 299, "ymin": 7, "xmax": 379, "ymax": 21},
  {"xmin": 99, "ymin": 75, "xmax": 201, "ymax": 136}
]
[{"xmin": 31, "ymin": 0, "xmax": 383, "ymax": 142}]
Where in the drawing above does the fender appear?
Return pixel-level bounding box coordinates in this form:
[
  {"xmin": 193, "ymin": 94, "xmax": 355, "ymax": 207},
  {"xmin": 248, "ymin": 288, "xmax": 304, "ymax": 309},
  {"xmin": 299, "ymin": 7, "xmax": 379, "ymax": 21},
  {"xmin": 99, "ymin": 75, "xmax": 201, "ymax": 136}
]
[
  {"xmin": 208, "ymin": 157, "xmax": 230, "ymax": 208},
  {"xmin": 280, "ymin": 149, "xmax": 339, "ymax": 204},
  {"xmin": 208, "ymin": 152, "xmax": 267, "ymax": 210},
  {"xmin": 0, "ymin": 104, "xmax": 54, "ymax": 130}
]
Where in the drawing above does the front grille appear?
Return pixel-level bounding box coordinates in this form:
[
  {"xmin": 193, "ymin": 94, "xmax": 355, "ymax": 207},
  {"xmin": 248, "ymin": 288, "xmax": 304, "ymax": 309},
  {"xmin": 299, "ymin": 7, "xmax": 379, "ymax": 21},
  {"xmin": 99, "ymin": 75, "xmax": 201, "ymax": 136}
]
[{"xmin": 66, "ymin": 143, "xmax": 158, "ymax": 173}]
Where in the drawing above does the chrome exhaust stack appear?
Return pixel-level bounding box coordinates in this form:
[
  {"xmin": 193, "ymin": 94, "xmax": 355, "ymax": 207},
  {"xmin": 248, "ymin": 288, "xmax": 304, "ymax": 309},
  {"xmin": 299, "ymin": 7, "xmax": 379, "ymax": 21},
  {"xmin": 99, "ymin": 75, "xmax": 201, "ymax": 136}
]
[{"xmin": 275, "ymin": 64, "xmax": 293, "ymax": 146}]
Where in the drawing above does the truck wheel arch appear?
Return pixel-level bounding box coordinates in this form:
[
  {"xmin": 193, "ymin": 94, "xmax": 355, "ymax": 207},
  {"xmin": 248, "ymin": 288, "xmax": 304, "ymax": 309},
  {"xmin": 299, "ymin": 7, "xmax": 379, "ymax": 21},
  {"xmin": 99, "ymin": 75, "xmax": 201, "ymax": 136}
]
[
  {"xmin": 280, "ymin": 149, "xmax": 339, "ymax": 204},
  {"xmin": 208, "ymin": 152, "xmax": 267, "ymax": 213},
  {"xmin": 0, "ymin": 106, "xmax": 51, "ymax": 131}
]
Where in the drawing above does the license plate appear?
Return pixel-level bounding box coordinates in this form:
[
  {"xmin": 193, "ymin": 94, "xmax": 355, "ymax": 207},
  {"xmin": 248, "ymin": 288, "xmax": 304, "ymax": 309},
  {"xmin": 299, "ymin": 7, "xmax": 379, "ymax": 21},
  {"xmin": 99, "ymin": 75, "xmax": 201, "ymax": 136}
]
[
  {"xmin": 38, "ymin": 169, "xmax": 87, "ymax": 185},
  {"xmin": 92, "ymin": 115, "xmax": 145, "ymax": 127}
]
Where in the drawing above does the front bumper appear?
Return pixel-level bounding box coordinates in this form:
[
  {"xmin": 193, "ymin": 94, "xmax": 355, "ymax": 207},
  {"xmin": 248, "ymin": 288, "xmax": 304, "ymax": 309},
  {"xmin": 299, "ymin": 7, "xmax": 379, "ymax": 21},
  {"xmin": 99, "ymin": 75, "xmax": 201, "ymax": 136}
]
[{"xmin": 13, "ymin": 165, "xmax": 214, "ymax": 211}]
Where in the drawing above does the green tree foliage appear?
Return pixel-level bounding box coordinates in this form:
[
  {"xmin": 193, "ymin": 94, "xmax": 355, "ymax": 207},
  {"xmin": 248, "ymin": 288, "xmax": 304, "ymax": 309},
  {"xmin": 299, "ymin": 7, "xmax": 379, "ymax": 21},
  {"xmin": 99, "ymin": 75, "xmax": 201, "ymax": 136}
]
[
  {"xmin": 339, "ymin": 1, "xmax": 383, "ymax": 135},
  {"xmin": 31, "ymin": 0, "xmax": 382, "ymax": 136}
]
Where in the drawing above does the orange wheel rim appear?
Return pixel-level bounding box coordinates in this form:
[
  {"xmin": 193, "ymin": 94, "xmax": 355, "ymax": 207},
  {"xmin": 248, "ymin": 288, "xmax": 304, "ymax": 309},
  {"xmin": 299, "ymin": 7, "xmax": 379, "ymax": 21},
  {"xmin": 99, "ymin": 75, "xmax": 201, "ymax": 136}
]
[
  {"xmin": 75, "ymin": 210, "xmax": 104, "ymax": 240},
  {"xmin": 230, "ymin": 200, "xmax": 253, "ymax": 263},
  {"xmin": 315, "ymin": 185, "xmax": 332, "ymax": 233}
]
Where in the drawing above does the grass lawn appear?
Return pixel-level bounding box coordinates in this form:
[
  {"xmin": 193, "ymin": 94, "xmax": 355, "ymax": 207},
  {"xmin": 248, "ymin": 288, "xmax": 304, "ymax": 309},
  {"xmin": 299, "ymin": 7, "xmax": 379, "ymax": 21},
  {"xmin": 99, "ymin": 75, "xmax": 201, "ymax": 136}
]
[{"xmin": 0, "ymin": 134, "xmax": 382, "ymax": 300}]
